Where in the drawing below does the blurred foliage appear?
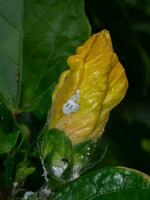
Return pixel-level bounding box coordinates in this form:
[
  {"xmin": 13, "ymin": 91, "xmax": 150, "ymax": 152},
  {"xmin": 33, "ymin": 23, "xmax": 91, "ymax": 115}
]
[{"xmin": 0, "ymin": 0, "xmax": 150, "ymax": 199}]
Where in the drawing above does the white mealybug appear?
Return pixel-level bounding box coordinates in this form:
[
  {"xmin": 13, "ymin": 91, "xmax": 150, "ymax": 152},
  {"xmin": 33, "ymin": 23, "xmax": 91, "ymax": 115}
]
[{"xmin": 63, "ymin": 90, "xmax": 80, "ymax": 115}]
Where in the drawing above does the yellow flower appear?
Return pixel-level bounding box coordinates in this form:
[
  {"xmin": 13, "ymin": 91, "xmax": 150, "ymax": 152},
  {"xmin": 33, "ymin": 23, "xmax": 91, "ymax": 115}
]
[{"xmin": 49, "ymin": 30, "xmax": 128, "ymax": 145}]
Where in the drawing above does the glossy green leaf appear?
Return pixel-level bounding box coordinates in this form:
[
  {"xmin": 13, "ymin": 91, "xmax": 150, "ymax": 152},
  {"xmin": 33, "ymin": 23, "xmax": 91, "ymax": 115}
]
[
  {"xmin": 23, "ymin": 0, "xmax": 90, "ymax": 104},
  {"xmin": 51, "ymin": 167, "xmax": 150, "ymax": 200},
  {"xmin": 0, "ymin": 0, "xmax": 91, "ymax": 113},
  {"xmin": 0, "ymin": 130, "xmax": 20, "ymax": 154},
  {"xmin": 23, "ymin": 84, "xmax": 55, "ymax": 119}
]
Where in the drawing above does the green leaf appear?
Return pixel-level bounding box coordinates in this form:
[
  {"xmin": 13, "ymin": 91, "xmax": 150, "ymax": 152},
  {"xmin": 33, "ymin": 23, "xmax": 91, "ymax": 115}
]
[
  {"xmin": 0, "ymin": 0, "xmax": 91, "ymax": 113},
  {"xmin": 0, "ymin": 130, "xmax": 20, "ymax": 154},
  {"xmin": 22, "ymin": 0, "xmax": 91, "ymax": 115},
  {"xmin": 0, "ymin": 0, "xmax": 23, "ymax": 110},
  {"xmin": 51, "ymin": 167, "xmax": 150, "ymax": 200},
  {"xmin": 15, "ymin": 164, "xmax": 35, "ymax": 183},
  {"xmin": 23, "ymin": 83, "xmax": 55, "ymax": 119},
  {"xmin": 23, "ymin": 0, "xmax": 90, "ymax": 103}
]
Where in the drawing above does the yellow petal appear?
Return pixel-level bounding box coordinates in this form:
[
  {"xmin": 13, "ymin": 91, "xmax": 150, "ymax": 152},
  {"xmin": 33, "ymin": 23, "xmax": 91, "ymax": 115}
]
[{"xmin": 49, "ymin": 30, "xmax": 128, "ymax": 145}]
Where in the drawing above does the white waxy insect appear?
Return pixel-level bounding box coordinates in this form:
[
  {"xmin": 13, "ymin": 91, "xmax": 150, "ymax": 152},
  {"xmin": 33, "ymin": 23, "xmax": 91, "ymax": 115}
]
[{"xmin": 63, "ymin": 90, "xmax": 80, "ymax": 115}]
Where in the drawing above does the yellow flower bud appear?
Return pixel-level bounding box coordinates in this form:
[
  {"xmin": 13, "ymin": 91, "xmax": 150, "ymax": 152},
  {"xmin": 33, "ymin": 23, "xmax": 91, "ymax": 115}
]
[{"xmin": 49, "ymin": 30, "xmax": 128, "ymax": 145}]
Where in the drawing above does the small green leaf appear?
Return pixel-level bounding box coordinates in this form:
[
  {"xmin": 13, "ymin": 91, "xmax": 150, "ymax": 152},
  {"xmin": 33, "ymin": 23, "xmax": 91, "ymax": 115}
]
[
  {"xmin": 51, "ymin": 167, "xmax": 150, "ymax": 200},
  {"xmin": 15, "ymin": 164, "xmax": 35, "ymax": 183},
  {"xmin": 0, "ymin": 130, "xmax": 20, "ymax": 154}
]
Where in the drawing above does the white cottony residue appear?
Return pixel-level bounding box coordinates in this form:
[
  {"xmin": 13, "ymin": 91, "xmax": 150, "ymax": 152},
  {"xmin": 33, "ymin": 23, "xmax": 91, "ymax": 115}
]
[
  {"xmin": 63, "ymin": 90, "xmax": 80, "ymax": 115},
  {"xmin": 22, "ymin": 191, "xmax": 34, "ymax": 200},
  {"xmin": 39, "ymin": 186, "xmax": 51, "ymax": 199},
  {"xmin": 41, "ymin": 187, "xmax": 51, "ymax": 196},
  {"xmin": 52, "ymin": 166, "xmax": 65, "ymax": 177},
  {"xmin": 71, "ymin": 165, "xmax": 81, "ymax": 180},
  {"xmin": 52, "ymin": 160, "xmax": 68, "ymax": 177},
  {"xmin": 113, "ymin": 174, "xmax": 124, "ymax": 185},
  {"xmin": 40, "ymin": 156, "xmax": 49, "ymax": 182}
]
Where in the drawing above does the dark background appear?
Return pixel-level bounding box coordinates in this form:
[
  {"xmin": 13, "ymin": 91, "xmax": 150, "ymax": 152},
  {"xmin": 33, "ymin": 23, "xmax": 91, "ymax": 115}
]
[
  {"xmin": 85, "ymin": 0, "xmax": 150, "ymax": 174},
  {"xmin": 0, "ymin": 1, "xmax": 150, "ymax": 199}
]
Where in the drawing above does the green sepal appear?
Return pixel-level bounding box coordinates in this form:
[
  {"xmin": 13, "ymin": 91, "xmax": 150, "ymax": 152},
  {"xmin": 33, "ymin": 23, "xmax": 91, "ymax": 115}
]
[
  {"xmin": 39, "ymin": 129, "xmax": 72, "ymax": 179},
  {"xmin": 39, "ymin": 128, "xmax": 98, "ymax": 181},
  {"xmin": 71, "ymin": 140, "xmax": 96, "ymax": 179}
]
